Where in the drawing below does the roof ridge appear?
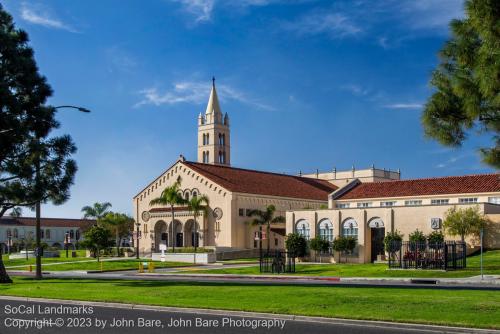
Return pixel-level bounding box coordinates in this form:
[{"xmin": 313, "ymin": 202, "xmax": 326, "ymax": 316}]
[
  {"xmin": 378, "ymin": 172, "xmax": 499, "ymax": 184},
  {"xmin": 185, "ymin": 161, "xmax": 325, "ymax": 181}
]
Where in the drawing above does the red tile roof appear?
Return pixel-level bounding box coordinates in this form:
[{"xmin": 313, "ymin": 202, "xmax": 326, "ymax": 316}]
[
  {"xmin": 0, "ymin": 217, "xmax": 96, "ymax": 228},
  {"xmin": 183, "ymin": 161, "xmax": 337, "ymax": 201},
  {"xmin": 335, "ymin": 173, "xmax": 500, "ymax": 200}
]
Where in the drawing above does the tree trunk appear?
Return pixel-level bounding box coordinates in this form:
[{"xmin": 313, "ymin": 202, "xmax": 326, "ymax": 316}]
[
  {"xmin": 116, "ymin": 230, "xmax": 120, "ymax": 257},
  {"xmin": 266, "ymin": 223, "xmax": 270, "ymax": 254},
  {"xmin": 0, "ymin": 247, "xmax": 13, "ymax": 283},
  {"xmin": 171, "ymin": 205, "xmax": 175, "ymax": 253}
]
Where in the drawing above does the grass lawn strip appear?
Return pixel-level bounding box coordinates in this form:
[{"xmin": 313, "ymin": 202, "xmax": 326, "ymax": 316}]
[
  {"xmin": 179, "ymin": 250, "xmax": 500, "ymax": 278},
  {"xmin": 0, "ymin": 278, "xmax": 498, "ymax": 329}
]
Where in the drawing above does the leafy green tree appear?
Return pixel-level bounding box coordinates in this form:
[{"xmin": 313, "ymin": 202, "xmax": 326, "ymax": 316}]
[
  {"xmin": 101, "ymin": 212, "xmax": 134, "ymax": 256},
  {"xmin": 383, "ymin": 230, "xmax": 403, "ymax": 253},
  {"xmin": 81, "ymin": 202, "xmax": 112, "ymax": 224},
  {"xmin": 422, "ymin": 0, "xmax": 500, "ymax": 168},
  {"xmin": 443, "ymin": 206, "xmax": 488, "ymax": 243},
  {"xmin": 186, "ymin": 194, "xmax": 209, "ymax": 255},
  {"xmin": 149, "ymin": 177, "xmax": 187, "ymax": 252},
  {"xmin": 427, "ymin": 230, "xmax": 445, "ymax": 250},
  {"xmin": 309, "ymin": 236, "xmax": 330, "ymax": 262},
  {"xmin": 409, "ymin": 229, "xmax": 427, "ymax": 251},
  {"xmin": 80, "ymin": 225, "xmax": 113, "ymax": 262},
  {"xmin": 333, "ymin": 236, "xmax": 357, "ymax": 263},
  {"xmin": 0, "ymin": 5, "xmax": 77, "ymax": 284},
  {"xmin": 247, "ymin": 205, "xmax": 285, "ymax": 254},
  {"xmin": 285, "ymin": 233, "xmax": 307, "ymax": 258}
]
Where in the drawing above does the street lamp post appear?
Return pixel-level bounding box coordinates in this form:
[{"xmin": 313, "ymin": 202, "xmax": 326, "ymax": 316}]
[
  {"xmin": 34, "ymin": 105, "xmax": 90, "ymax": 280},
  {"xmin": 135, "ymin": 222, "xmax": 141, "ymax": 259}
]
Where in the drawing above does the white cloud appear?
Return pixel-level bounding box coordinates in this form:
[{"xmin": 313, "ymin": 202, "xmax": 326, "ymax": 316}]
[
  {"xmin": 135, "ymin": 80, "xmax": 274, "ymax": 110},
  {"xmin": 172, "ymin": 0, "xmax": 215, "ymax": 22},
  {"xmin": 384, "ymin": 103, "xmax": 423, "ymax": 109},
  {"xmin": 282, "ymin": 11, "xmax": 361, "ymax": 38},
  {"xmin": 20, "ymin": 3, "xmax": 77, "ymax": 32},
  {"xmin": 341, "ymin": 84, "xmax": 370, "ymax": 96}
]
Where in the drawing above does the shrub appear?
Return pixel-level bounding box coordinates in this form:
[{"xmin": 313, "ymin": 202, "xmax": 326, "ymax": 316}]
[
  {"xmin": 332, "ymin": 236, "xmax": 357, "ymax": 263},
  {"xmin": 383, "ymin": 230, "xmax": 403, "ymax": 253},
  {"xmin": 309, "ymin": 237, "xmax": 330, "ymax": 262},
  {"xmin": 409, "ymin": 229, "xmax": 426, "ymax": 251},
  {"xmin": 427, "ymin": 231, "xmax": 445, "ymax": 249},
  {"xmin": 285, "ymin": 233, "xmax": 307, "ymax": 258}
]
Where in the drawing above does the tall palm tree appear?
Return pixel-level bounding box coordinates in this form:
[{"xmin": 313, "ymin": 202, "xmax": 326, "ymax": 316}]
[
  {"xmin": 247, "ymin": 204, "xmax": 285, "ymax": 254},
  {"xmin": 101, "ymin": 212, "xmax": 134, "ymax": 256},
  {"xmin": 187, "ymin": 194, "xmax": 209, "ymax": 256},
  {"xmin": 81, "ymin": 202, "xmax": 112, "ymax": 225},
  {"xmin": 149, "ymin": 177, "xmax": 186, "ymax": 252}
]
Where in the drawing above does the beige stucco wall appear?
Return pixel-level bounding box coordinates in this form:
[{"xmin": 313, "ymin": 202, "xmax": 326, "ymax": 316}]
[{"xmin": 287, "ymin": 197, "xmax": 500, "ymax": 263}]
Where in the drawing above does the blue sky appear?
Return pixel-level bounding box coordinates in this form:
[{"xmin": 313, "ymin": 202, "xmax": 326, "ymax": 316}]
[{"xmin": 1, "ymin": 0, "xmax": 495, "ymax": 218}]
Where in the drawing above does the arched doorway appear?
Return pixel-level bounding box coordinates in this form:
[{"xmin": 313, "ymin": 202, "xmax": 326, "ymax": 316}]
[
  {"xmin": 169, "ymin": 220, "xmax": 183, "ymax": 248},
  {"xmin": 184, "ymin": 219, "xmax": 200, "ymax": 247},
  {"xmin": 154, "ymin": 220, "xmax": 168, "ymax": 252},
  {"xmin": 368, "ymin": 217, "xmax": 385, "ymax": 262}
]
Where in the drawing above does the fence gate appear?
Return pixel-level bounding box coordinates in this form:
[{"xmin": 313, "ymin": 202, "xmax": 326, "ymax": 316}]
[
  {"xmin": 260, "ymin": 250, "xmax": 296, "ymax": 274},
  {"xmin": 388, "ymin": 241, "xmax": 466, "ymax": 270}
]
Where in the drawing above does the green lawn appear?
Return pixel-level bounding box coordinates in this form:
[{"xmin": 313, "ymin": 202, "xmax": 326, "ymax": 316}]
[
  {"xmin": 182, "ymin": 250, "xmax": 500, "ymax": 278},
  {"xmin": 5, "ymin": 258, "xmax": 189, "ymax": 272},
  {"xmin": 0, "ymin": 278, "xmax": 498, "ymax": 329}
]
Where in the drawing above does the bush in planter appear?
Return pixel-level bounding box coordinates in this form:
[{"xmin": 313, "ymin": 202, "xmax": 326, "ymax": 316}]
[
  {"xmin": 409, "ymin": 229, "xmax": 426, "ymax": 251},
  {"xmin": 383, "ymin": 230, "xmax": 403, "ymax": 253},
  {"xmin": 309, "ymin": 237, "xmax": 330, "ymax": 262},
  {"xmin": 427, "ymin": 231, "xmax": 445, "ymax": 249},
  {"xmin": 285, "ymin": 233, "xmax": 307, "ymax": 258},
  {"xmin": 332, "ymin": 236, "xmax": 357, "ymax": 263}
]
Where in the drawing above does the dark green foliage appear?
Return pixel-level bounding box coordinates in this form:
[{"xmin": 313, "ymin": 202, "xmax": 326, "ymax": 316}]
[
  {"xmin": 409, "ymin": 229, "xmax": 426, "ymax": 251},
  {"xmin": 247, "ymin": 205, "xmax": 285, "ymax": 253},
  {"xmin": 80, "ymin": 225, "xmax": 113, "ymax": 262},
  {"xmin": 285, "ymin": 233, "xmax": 307, "ymax": 258},
  {"xmin": 309, "ymin": 236, "xmax": 330, "ymax": 253},
  {"xmin": 422, "ymin": 0, "xmax": 500, "ymax": 168},
  {"xmin": 383, "ymin": 230, "xmax": 404, "ymax": 252},
  {"xmin": 333, "ymin": 236, "xmax": 357, "ymax": 263},
  {"xmin": 427, "ymin": 231, "xmax": 445, "ymax": 244}
]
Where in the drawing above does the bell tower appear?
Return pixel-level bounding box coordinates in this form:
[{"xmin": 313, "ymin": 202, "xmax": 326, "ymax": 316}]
[{"xmin": 197, "ymin": 78, "xmax": 230, "ymax": 166}]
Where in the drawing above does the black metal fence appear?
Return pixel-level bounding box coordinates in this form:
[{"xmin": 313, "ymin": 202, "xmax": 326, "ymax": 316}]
[
  {"xmin": 260, "ymin": 250, "xmax": 296, "ymax": 274},
  {"xmin": 388, "ymin": 241, "xmax": 466, "ymax": 270}
]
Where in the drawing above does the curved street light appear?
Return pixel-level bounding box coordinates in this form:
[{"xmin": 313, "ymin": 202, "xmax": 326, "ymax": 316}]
[{"xmin": 35, "ymin": 105, "xmax": 91, "ymax": 280}]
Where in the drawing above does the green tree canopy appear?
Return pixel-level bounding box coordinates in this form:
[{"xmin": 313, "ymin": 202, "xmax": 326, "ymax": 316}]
[
  {"xmin": 443, "ymin": 206, "xmax": 488, "ymax": 243},
  {"xmin": 285, "ymin": 233, "xmax": 307, "ymax": 258},
  {"xmin": 80, "ymin": 225, "xmax": 113, "ymax": 262},
  {"xmin": 422, "ymin": 0, "xmax": 500, "ymax": 168},
  {"xmin": 101, "ymin": 212, "xmax": 134, "ymax": 256},
  {"xmin": 0, "ymin": 5, "xmax": 77, "ymax": 283},
  {"xmin": 186, "ymin": 194, "xmax": 209, "ymax": 254},
  {"xmin": 81, "ymin": 202, "xmax": 112, "ymax": 223}
]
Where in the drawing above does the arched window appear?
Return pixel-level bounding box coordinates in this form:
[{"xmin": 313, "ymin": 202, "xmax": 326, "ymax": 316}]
[
  {"xmin": 218, "ymin": 133, "xmax": 222, "ymax": 145},
  {"xmin": 222, "ymin": 134, "xmax": 225, "ymax": 146},
  {"xmin": 206, "ymin": 134, "xmax": 209, "ymax": 145},
  {"xmin": 295, "ymin": 219, "xmax": 310, "ymax": 240},
  {"xmin": 13, "ymin": 229, "xmax": 18, "ymax": 238},
  {"xmin": 70, "ymin": 230, "xmax": 75, "ymax": 239},
  {"xmin": 46, "ymin": 229, "xmax": 51, "ymax": 239},
  {"xmin": 206, "ymin": 151, "xmax": 209, "ymax": 162},
  {"xmin": 185, "ymin": 191, "xmax": 190, "ymax": 201},
  {"xmin": 223, "ymin": 151, "xmax": 226, "ymax": 164},
  {"xmin": 219, "ymin": 151, "xmax": 222, "ymax": 163},
  {"xmin": 192, "ymin": 191, "xmax": 198, "ymax": 198},
  {"xmin": 318, "ymin": 219, "xmax": 333, "ymax": 242},
  {"xmin": 342, "ymin": 218, "xmax": 358, "ymax": 239}
]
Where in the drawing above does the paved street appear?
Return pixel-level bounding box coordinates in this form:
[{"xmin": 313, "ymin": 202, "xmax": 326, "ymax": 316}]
[{"xmin": 0, "ymin": 297, "xmax": 490, "ymax": 334}]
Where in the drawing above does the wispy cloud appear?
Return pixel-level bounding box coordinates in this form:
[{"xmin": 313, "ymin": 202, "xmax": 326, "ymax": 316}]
[
  {"xmin": 384, "ymin": 103, "xmax": 423, "ymax": 110},
  {"xmin": 105, "ymin": 46, "xmax": 137, "ymax": 73},
  {"xmin": 20, "ymin": 3, "xmax": 78, "ymax": 32},
  {"xmin": 341, "ymin": 84, "xmax": 370, "ymax": 96},
  {"xmin": 171, "ymin": 0, "xmax": 215, "ymax": 23},
  {"xmin": 135, "ymin": 80, "xmax": 274, "ymax": 110},
  {"xmin": 282, "ymin": 11, "xmax": 361, "ymax": 38}
]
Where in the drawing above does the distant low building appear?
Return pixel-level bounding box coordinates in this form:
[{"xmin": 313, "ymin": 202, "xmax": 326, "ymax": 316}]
[{"xmin": 0, "ymin": 217, "xmax": 95, "ymax": 253}]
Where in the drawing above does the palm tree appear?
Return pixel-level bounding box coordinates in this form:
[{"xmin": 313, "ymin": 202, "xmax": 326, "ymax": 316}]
[
  {"xmin": 187, "ymin": 195, "xmax": 210, "ymax": 256},
  {"xmin": 247, "ymin": 205, "xmax": 285, "ymax": 255},
  {"xmin": 81, "ymin": 202, "xmax": 112, "ymax": 225},
  {"xmin": 149, "ymin": 177, "xmax": 187, "ymax": 252},
  {"xmin": 101, "ymin": 212, "xmax": 134, "ymax": 256}
]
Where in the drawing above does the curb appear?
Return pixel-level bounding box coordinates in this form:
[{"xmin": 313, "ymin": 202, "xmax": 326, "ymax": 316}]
[{"xmin": 0, "ymin": 295, "xmax": 496, "ymax": 333}]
